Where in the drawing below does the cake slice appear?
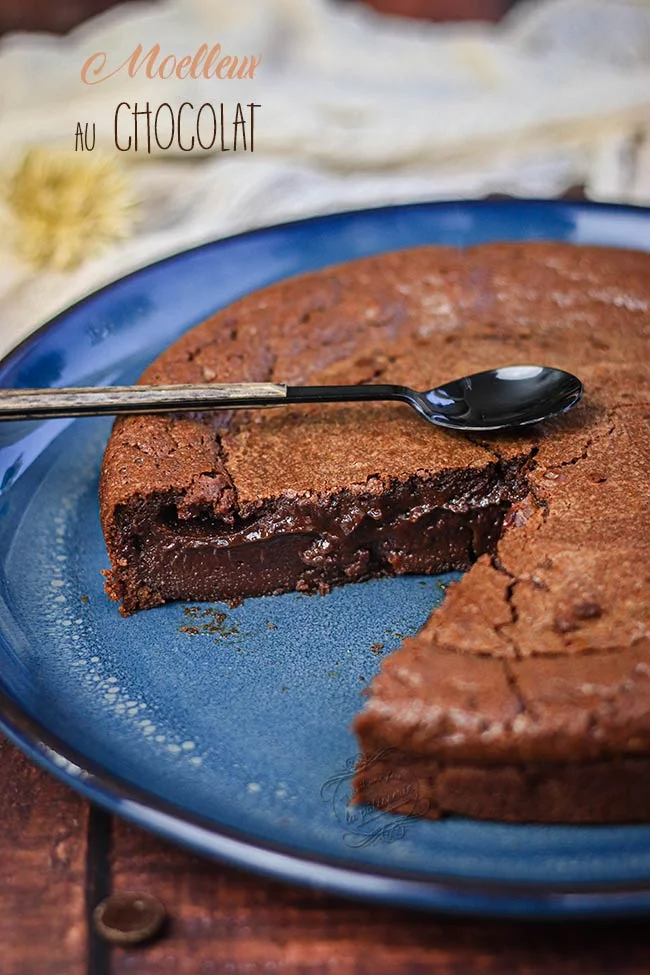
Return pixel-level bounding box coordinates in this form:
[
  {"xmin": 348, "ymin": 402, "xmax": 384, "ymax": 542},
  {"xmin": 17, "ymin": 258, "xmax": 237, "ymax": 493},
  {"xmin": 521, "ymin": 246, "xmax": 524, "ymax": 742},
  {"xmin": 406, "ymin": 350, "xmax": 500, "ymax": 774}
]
[{"xmin": 100, "ymin": 243, "xmax": 538, "ymax": 613}]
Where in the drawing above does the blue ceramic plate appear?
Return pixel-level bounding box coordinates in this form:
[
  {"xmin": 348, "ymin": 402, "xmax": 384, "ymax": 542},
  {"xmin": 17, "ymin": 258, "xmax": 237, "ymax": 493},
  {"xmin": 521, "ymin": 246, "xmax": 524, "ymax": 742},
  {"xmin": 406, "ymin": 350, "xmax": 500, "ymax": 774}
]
[{"xmin": 1, "ymin": 201, "xmax": 650, "ymax": 918}]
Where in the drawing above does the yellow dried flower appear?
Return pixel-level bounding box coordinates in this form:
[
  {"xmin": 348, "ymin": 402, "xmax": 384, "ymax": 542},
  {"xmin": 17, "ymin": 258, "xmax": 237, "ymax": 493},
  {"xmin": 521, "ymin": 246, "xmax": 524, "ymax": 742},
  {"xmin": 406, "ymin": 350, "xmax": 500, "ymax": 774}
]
[{"xmin": 5, "ymin": 148, "xmax": 138, "ymax": 271}]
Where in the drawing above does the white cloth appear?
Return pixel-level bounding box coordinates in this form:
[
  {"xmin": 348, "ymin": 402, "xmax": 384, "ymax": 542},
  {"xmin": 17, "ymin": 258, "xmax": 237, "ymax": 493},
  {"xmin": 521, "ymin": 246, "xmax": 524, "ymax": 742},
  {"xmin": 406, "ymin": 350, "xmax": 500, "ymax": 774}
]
[{"xmin": 1, "ymin": 0, "xmax": 649, "ymax": 358}]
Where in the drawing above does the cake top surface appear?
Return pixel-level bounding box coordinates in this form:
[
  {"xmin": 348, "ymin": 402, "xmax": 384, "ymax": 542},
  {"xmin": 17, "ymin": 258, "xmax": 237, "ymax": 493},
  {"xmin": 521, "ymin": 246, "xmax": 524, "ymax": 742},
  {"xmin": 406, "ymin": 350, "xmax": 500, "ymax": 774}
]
[{"xmin": 101, "ymin": 241, "xmax": 648, "ymax": 513}]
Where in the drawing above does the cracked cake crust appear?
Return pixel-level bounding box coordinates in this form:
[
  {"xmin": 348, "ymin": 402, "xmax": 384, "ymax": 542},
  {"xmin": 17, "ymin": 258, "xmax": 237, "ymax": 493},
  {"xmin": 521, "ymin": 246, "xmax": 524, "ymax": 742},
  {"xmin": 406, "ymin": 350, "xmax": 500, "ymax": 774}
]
[{"xmin": 99, "ymin": 241, "xmax": 650, "ymax": 823}]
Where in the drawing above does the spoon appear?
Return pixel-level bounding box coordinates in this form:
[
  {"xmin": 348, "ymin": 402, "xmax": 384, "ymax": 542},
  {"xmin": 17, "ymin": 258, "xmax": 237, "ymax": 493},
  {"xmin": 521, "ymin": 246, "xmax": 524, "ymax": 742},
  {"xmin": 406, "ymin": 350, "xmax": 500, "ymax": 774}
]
[{"xmin": 0, "ymin": 365, "xmax": 582, "ymax": 432}]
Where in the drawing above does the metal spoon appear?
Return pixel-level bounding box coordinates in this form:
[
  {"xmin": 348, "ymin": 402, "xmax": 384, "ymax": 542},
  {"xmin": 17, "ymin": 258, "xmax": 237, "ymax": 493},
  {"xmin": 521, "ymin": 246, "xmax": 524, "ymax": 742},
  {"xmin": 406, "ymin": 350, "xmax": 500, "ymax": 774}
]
[{"xmin": 0, "ymin": 365, "xmax": 582, "ymax": 432}]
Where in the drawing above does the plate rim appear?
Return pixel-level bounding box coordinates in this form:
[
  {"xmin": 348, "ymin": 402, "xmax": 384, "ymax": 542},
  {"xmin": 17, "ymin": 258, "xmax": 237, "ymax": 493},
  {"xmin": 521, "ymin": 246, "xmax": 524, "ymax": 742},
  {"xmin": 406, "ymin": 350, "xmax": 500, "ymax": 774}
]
[{"xmin": 2, "ymin": 197, "xmax": 650, "ymax": 918}]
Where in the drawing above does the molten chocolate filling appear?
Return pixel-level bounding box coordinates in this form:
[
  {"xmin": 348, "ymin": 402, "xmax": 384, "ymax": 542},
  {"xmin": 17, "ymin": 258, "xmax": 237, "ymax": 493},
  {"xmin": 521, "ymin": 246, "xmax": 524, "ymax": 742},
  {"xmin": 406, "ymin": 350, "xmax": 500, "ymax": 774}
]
[{"xmin": 110, "ymin": 458, "xmax": 529, "ymax": 608}]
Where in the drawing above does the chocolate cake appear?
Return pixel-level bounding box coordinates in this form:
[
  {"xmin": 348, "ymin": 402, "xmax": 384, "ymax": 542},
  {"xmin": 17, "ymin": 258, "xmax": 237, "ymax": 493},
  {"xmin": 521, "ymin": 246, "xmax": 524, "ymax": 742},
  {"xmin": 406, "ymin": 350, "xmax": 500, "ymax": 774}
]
[{"xmin": 99, "ymin": 241, "xmax": 650, "ymax": 823}]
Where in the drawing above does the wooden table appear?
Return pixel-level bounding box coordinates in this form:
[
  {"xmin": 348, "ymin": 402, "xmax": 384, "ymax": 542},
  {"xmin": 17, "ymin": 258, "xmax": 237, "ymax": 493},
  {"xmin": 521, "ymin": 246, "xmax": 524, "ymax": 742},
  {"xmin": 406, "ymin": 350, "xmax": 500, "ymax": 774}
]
[{"xmin": 3, "ymin": 732, "xmax": 650, "ymax": 974}]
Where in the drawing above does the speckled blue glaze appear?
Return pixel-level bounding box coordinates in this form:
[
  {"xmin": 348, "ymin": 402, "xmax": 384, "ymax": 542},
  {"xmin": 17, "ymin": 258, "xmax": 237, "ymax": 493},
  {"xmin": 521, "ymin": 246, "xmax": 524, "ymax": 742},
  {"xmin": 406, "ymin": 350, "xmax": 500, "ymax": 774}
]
[{"xmin": 1, "ymin": 201, "xmax": 650, "ymax": 918}]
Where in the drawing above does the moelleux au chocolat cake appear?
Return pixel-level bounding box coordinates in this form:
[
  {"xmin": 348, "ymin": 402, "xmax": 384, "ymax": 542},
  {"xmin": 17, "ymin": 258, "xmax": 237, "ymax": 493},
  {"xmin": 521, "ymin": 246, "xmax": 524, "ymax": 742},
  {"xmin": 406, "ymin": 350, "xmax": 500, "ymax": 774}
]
[{"xmin": 99, "ymin": 241, "xmax": 650, "ymax": 824}]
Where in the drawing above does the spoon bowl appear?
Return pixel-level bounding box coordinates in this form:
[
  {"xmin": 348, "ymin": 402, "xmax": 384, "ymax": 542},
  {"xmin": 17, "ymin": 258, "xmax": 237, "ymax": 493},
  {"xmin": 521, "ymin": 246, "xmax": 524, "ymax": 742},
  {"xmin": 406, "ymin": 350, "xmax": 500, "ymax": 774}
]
[{"xmin": 410, "ymin": 365, "xmax": 583, "ymax": 432}]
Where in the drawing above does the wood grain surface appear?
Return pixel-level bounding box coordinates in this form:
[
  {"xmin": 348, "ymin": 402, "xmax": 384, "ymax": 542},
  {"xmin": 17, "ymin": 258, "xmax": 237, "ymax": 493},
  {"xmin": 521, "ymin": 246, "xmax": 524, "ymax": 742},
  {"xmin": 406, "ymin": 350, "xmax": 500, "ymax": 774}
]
[
  {"xmin": 2, "ymin": 731, "xmax": 650, "ymax": 974},
  {"xmin": 0, "ymin": 736, "xmax": 89, "ymax": 975}
]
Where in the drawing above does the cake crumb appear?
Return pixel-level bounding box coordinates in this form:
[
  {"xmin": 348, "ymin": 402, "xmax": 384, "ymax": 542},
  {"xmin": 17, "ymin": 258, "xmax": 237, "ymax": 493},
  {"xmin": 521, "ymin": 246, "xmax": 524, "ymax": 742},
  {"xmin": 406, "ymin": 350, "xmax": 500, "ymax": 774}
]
[{"xmin": 179, "ymin": 607, "xmax": 239, "ymax": 638}]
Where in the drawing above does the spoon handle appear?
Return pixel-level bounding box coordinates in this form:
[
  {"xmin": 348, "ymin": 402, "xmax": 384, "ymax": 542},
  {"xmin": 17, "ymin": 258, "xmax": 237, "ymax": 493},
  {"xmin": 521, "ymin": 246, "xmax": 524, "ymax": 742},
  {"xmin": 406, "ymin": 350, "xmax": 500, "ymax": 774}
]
[
  {"xmin": 0, "ymin": 382, "xmax": 409, "ymax": 421},
  {"xmin": 0, "ymin": 383, "xmax": 288, "ymax": 421},
  {"xmin": 287, "ymin": 384, "xmax": 408, "ymax": 406}
]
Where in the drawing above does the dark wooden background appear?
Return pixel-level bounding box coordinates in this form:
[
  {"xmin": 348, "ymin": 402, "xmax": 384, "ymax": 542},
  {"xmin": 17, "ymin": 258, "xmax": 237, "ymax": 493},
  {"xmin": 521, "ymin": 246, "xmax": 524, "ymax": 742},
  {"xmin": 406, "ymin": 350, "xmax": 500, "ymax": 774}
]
[
  {"xmin": 2, "ymin": 1, "xmax": 649, "ymax": 972},
  {"xmin": 0, "ymin": 0, "xmax": 515, "ymax": 35}
]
